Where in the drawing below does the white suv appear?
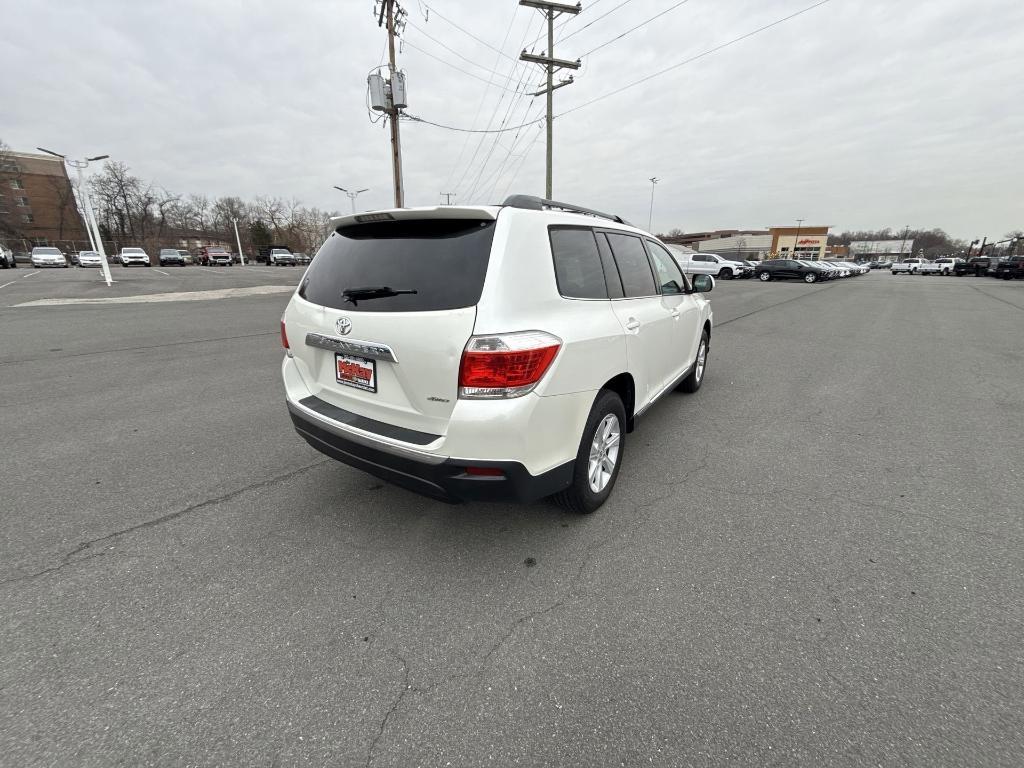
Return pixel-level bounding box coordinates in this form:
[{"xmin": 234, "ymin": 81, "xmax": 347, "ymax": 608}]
[{"xmin": 281, "ymin": 196, "xmax": 715, "ymax": 513}]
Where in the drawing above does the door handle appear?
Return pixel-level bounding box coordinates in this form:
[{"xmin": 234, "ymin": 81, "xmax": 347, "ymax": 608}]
[
  {"xmin": 625, "ymin": 318, "xmax": 641, "ymax": 333},
  {"xmin": 670, "ymin": 308, "xmax": 680, "ymax": 319}
]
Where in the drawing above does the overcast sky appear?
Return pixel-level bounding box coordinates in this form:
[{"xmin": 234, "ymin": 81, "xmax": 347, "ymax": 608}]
[{"xmin": 4, "ymin": 0, "xmax": 1022, "ymax": 239}]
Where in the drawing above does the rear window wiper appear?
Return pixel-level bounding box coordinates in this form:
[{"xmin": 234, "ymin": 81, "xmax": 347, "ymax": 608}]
[{"xmin": 341, "ymin": 286, "xmax": 418, "ymax": 303}]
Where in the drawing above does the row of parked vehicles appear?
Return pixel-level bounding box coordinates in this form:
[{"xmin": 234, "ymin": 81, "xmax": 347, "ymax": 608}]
[
  {"xmin": 15, "ymin": 245, "xmax": 311, "ymax": 269},
  {"xmin": 890, "ymin": 256, "xmax": 1024, "ymax": 279}
]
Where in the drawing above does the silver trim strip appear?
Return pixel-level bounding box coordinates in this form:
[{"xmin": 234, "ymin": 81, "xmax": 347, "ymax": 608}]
[
  {"xmin": 304, "ymin": 333, "xmax": 399, "ymax": 363},
  {"xmin": 287, "ymin": 397, "xmax": 447, "ymax": 465}
]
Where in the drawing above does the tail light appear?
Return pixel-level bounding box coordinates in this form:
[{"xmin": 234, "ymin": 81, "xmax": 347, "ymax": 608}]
[
  {"xmin": 463, "ymin": 466, "xmax": 505, "ymax": 477},
  {"xmin": 281, "ymin": 317, "xmax": 292, "ymax": 356},
  {"xmin": 458, "ymin": 331, "xmax": 561, "ymax": 399}
]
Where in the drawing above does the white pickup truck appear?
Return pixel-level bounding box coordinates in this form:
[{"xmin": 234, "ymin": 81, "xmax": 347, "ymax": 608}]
[
  {"xmin": 891, "ymin": 258, "xmax": 929, "ymax": 275},
  {"xmin": 668, "ymin": 248, "xmax": 752, "ymax": 279}
]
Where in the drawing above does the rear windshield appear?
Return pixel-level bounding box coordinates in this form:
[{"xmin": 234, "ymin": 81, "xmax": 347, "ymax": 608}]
[
  {"xmin": 299, "ymin": 219, "xmax": 495, "ymax": 312},
  {"xmin": 35, "ymin": 247, "xmax": 61, "ymax": 254}
]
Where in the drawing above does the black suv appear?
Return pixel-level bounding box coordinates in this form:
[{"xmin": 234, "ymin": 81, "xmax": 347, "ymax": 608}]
[
  {"xmin": 994, "ymin": 256, "xmax": 1024, "ymax": 280},
  {"xmin": 755, "ymin": 259, "xmax": 829, "ymax": 283}
]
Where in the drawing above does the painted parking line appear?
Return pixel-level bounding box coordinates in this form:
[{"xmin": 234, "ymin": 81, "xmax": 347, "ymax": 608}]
[
  {"xmin": 21, "ymin": 270, "xmax": 40, "ymax": 278},
  {"xmin": 14, "ymin": 284, "xmax": 295, "ymax": 307},
  {"xmin": 0, "ymin": 280, "xmax": 16, "ymax": 290},
  {"xmin": 154, "ymin": 269, "xmax": 170, "ymax": 276}
]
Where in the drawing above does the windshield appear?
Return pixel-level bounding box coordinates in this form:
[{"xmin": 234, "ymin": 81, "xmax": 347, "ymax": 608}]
[
  {"xmin": 123, "ymin": 248, "xmax": 145, "ymax": 254},
  {"xmin": 35, "ymin": 247, "xmax": 61, "ymax": 255},
  {"xmin": 299, "ymin": 218, "xmax": 495, "ymax": 313}
]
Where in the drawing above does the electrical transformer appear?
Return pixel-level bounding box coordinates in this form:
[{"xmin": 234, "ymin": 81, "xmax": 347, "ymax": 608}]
[
  {"xmin": 391, "ymin": 71, "xmax": 408, "ymax": 109},
  {"xmin": 367, "ymin": 73, "xmax": 387, "ymax": 111}
]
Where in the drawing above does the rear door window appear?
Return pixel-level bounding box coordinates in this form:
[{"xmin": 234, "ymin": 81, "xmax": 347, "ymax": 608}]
[
  {"xmin": 549, "ymin": 227, "xmax": 608, "ymax": 299},
  {"xmin": 299, "ymin": 218, "xmax": 495, "ymax": 312},
  {"xmin": 605, "ymin": 233, "xmax": 657, "ymax": 298}
]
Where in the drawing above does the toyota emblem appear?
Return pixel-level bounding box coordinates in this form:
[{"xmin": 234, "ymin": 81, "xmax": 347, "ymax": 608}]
[{"xmin": 336, "ymin": 317, "xmax": 353, "ymax": 336}]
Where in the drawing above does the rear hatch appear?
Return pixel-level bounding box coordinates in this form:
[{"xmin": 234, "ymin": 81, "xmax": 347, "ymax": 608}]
[{"xmin": 285, "ymin": 209, "xmax": 498, "ymax": 438}]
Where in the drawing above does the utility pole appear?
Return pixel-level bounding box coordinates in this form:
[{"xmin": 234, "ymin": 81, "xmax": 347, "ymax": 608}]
[
  {"xmin": 520, "ymin": 0, "xmax": 581, "ymax": 199},
  {"xmin": 647, "ymin": 177, "xmax": 659, "ymax": 232},
  {"xmin": 440, "ymin": 192, "xmax": 456, "ymax": 206},
  {"xmin": 898, "ymin": 225, "xmax": 910, "ymax": 261},
  {"xmin": 381, "ymin": 0, "xmax": 406, "ymax": 207},
  {"xmin": 231, "ymin": 217, "xmax": 246, "ymax": 265},
  {"xmin": 38, "ymin": 148, "xmax": 113, "ymax": 286},
  {"xmin": 334, "ymin": 186, "xmax": 369, "ymax": 213}
]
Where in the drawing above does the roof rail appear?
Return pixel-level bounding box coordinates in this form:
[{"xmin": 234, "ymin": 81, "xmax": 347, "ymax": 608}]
[{"xmin": 502, "ymin": 194, "xmax": 632, "ymax": 227}]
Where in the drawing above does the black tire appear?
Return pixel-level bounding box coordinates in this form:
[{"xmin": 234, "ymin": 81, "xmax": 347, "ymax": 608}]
[
  {"xmin": 758, "ymin": 271, "xmax": 771, "ymax": 281},
  {"xmin": 718, "ymin": 268, "xmax": 732, "ymax": 279},
  {"xmin": 678, "ymin": 330, "xmax": 709, "ymax": 393},
  {"xmin": 552, "ymin": 390, "xmax": 626, "ymax": 514},
  {"xmin": 804, "ymin": 272, "xmax": 817, "ymax": 283}
]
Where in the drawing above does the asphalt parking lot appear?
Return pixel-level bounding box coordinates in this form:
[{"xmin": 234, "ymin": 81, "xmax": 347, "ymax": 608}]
[{"xmin": 2, "ymin": 268, "xmax": 1022, "ymax": 767}]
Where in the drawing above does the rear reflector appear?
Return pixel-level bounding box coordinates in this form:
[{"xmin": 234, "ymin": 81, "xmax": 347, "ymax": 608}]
[
  {"xmin": 281, "ymin": 318, "xmax": 290, "ymax": 352},
  {"xmin": 464, "ymin": 466, "xmax": 505, "ymax": 477},
  {"xmin": 458, "ymin": 331, "xmax": 561, "ymax": 400}
]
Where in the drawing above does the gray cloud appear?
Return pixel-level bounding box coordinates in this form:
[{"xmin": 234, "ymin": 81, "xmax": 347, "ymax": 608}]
[{"xmin": 3, "ymin": 0, "xmax": 1021, "ymax": 239}]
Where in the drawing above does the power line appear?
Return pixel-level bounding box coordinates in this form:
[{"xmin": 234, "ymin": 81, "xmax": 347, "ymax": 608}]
[
  {"xmin": 560, "ymin": 0, "xmax": 837, "ymax": 116},
  {"xmin": 579, "ymin": 0, "xmax": 692, "ymax": 58},
  {"xmin": 499, "ymin": 125, "xmax": 546, "ymax": 200},
  {"xmin": 424, "ymin": 5, "xmax": 518, "ymax": 60},
  {"xmin": 403, "ymin": 112, "xmax": 545, "ymax": 133},
  {"xmin": 555, "ymin": 0, "xmax": 638, "ymax": 44},
  {"xmin": 406, "ymin": 22, "xmax": 515, "ymax": 78},
  {"xmin": 401, "ymin": 40, "xmax": 522, "ymax": 91}
]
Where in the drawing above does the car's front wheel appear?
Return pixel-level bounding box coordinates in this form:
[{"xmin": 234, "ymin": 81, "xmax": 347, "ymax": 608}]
[
  {"xmin": 804, "ymin": 272, "xmax": 817, "ymax": 283},
  {"xmin": 678, "ymin": 330, "xmax": 708, "ymax": 393},
  {"xmin": 718, "ymin": 268, "xmax": 732, "ymax": 279},
  {"xmin": 553, "ymin": 390, "xmax": 626, "ymax": 514},
  {"xmin": 758, "ymin": 271, "xmax": 771, "ymax": 281}
]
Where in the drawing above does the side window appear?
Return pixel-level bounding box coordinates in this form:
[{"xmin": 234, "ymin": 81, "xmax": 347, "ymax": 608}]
[
  {"xmin": 594, "ymin": 233, "xmax": 624, "ymax": 299},
  {"xmin": 549, "ymin": 227, "xmax": 608, "ymax": 299},
  {"xmin": 646, "ymin": 240, "xmax": 687, "ymax": 295},
  {"xmin": 605, "ymin": 233, "xmax": 657, "ymax": 298},
  {"xmin": 694, "ymin": 254, "xmax": 709, "ymax": 262}
]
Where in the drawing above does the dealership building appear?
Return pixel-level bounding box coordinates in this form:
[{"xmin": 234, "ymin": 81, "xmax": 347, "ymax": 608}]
[
  {"xmin": 849, "ymin": 240, "xmax": 915, "ymax": 259},
  {"xmin": 665, "ymin": 225, "xmax": 831, "ymax": 260}
]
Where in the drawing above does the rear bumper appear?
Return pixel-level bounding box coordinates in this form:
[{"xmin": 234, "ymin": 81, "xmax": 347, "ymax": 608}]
[{"xmin": 288, "ymin": 401, "xmax": 572, "ymax": 503}]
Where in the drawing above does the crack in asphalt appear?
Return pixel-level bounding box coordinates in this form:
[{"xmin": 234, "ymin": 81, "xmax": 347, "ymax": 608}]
[
  {"xmin": 968, "ymin": 284, "xmax": 1024, "ymax": 312},
  {"xmin": 0, "ymin": 459, "xmax": 330, "ymax": 586},
  {"xmin": 715, "ymin": 282, "xmax": 833, "ymax": 328},
  {"xmin": 365, "ymin": 649, "xmax": 412, "ymax": 768}
]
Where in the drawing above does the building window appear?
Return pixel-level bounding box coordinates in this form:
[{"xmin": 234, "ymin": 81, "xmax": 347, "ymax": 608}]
[
  {"xmin": 17, "ymin": 196, "xmax": 29, "ymax": 207},
  {"xmin": 22, "ymin": 213, "xmax": 34, "ymax": 223},
  {"xmin": 9, "ymin": 179, "xmax": 24, "ymax": 190}
]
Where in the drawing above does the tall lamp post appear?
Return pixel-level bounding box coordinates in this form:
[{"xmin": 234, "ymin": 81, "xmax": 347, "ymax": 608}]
[
  {"xmin": 38, "ymin": 147, "xmax": 113, "ymax": 287},
  {"xmin": 230, "ymin": 217, "xmax": 246, "ymax": 265},
  {"xmin": 333, "ymin": 186, "xmax": 369, "ymax": 213},
  {"xmin": 793, "ymin": 218, "xmax": 804, "ymax": 259},
  {"xmin": 648, "ymin": 177, "xmax": 659, "ymax": 233}
]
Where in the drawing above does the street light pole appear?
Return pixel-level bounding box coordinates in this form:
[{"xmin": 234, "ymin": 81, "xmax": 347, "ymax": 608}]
[
  {"xmin": 231, "ymin": 217, "xmax": 246, "ymax": 265},
  {"xmin": 793, "ymin": 218, "xmax": 804, "ymax": 259},
  {"xmin": 39, "ymin": 148, "xmax": 113, "ymax": 286},
  {"xmin": 334, "ymin": 186, "xmax": 369, "ymax": 213},
  {"xmin": 648, "ymin": 177, "xmax": 659, "ymax": 233}
]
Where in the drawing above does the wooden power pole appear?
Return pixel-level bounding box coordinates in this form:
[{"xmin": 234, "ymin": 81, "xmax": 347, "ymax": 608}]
[
  {"xmin": 519, "ymin": 1, "xmax": 580, "ymax": 199},
  {"xmin": 380, "ymin": 0, "xmax": 406, "ymax": 207}
]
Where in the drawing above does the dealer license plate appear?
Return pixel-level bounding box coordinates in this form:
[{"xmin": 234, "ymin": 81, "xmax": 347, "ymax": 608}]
[{"xmin": 336, "ymin": 353, "xmax": 377, "ymax": 392}]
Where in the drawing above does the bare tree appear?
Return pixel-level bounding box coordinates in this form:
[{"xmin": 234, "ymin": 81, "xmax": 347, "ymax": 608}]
[{"xmin": 0, "ymin": 138, "xmax": 27, "ymax": 243}]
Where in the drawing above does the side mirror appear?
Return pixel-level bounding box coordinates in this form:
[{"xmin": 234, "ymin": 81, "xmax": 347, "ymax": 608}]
[{"xmin": 692, "ymin": 274, "xmax": 714, "ymax": 293}]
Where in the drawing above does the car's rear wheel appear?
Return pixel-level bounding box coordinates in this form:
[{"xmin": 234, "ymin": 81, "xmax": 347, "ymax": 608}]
[
  {"xmin": 553, "ymin": 390, "xmax": 626, "ymax": 514},
  {"xmin": 804, "ymin": 272, "xmax": 817, "ymax": 283},
  {"xmin": 678, "ymin": 330, "xmax": 709, "ymax": 393},
  {"xmin": 758, "ymin": 272, "xmax": 771, "ymax": 281}
]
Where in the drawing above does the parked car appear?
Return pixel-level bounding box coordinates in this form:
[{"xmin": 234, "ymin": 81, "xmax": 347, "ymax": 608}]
[
  {"xmin": 929, "ymin": 257, "xmax": 963, "ymax": 276},
  {"xmin": 994, "ymin": 255, "xmax": 1024, "ymax": 280},
  {"xmin": 669, "ymin": 248, "xmax": 751, "ymax": 279},
  {"xmin": 282, "ymin": 194, "xmax": 715, "ymax": 513},
  {"xmin": 77, "ymin": 251, "xmax": 105, "ymax": 268},
  {"xmin": 177, "ymin": 249, "xmax": 194, "ymax": 265},
  {"xmin": 755, "ymin": 259, "xmax": 826, "ymax": 282},
  {"xmin": 268, "ymin": 248, "xmax": 297, "ymax": 266},
  {"xmin": 0, "ymin": 244, "xmax": 15, "ymax": 269},
  {"xmin": 158, "ymin": 248, "xmax": 186, "ymax": 266},
  {"xmin": 31, "ymin": 246, "xmax": 69, "ymax": 268},
  {"xmin": 891, "ymin": 258, "xmax": 927, "ymax": 275},
  {"xmin": 807, "ymin": 260, "xmax": 844, "ymax": 278},
  {"xmin": 292, "ymin": 252, "xmax": 311, "ymax": 265},
  {"xmin": 119, "ymin": 247, "xmax": 151, "ymax": 267},
  {"xmin": 955, "ymin": 257, "xmax": 990, "ymax": 276},
  {"xmin": 198, "ymin": 246, "xmax": 233, "ymax": 266}
]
